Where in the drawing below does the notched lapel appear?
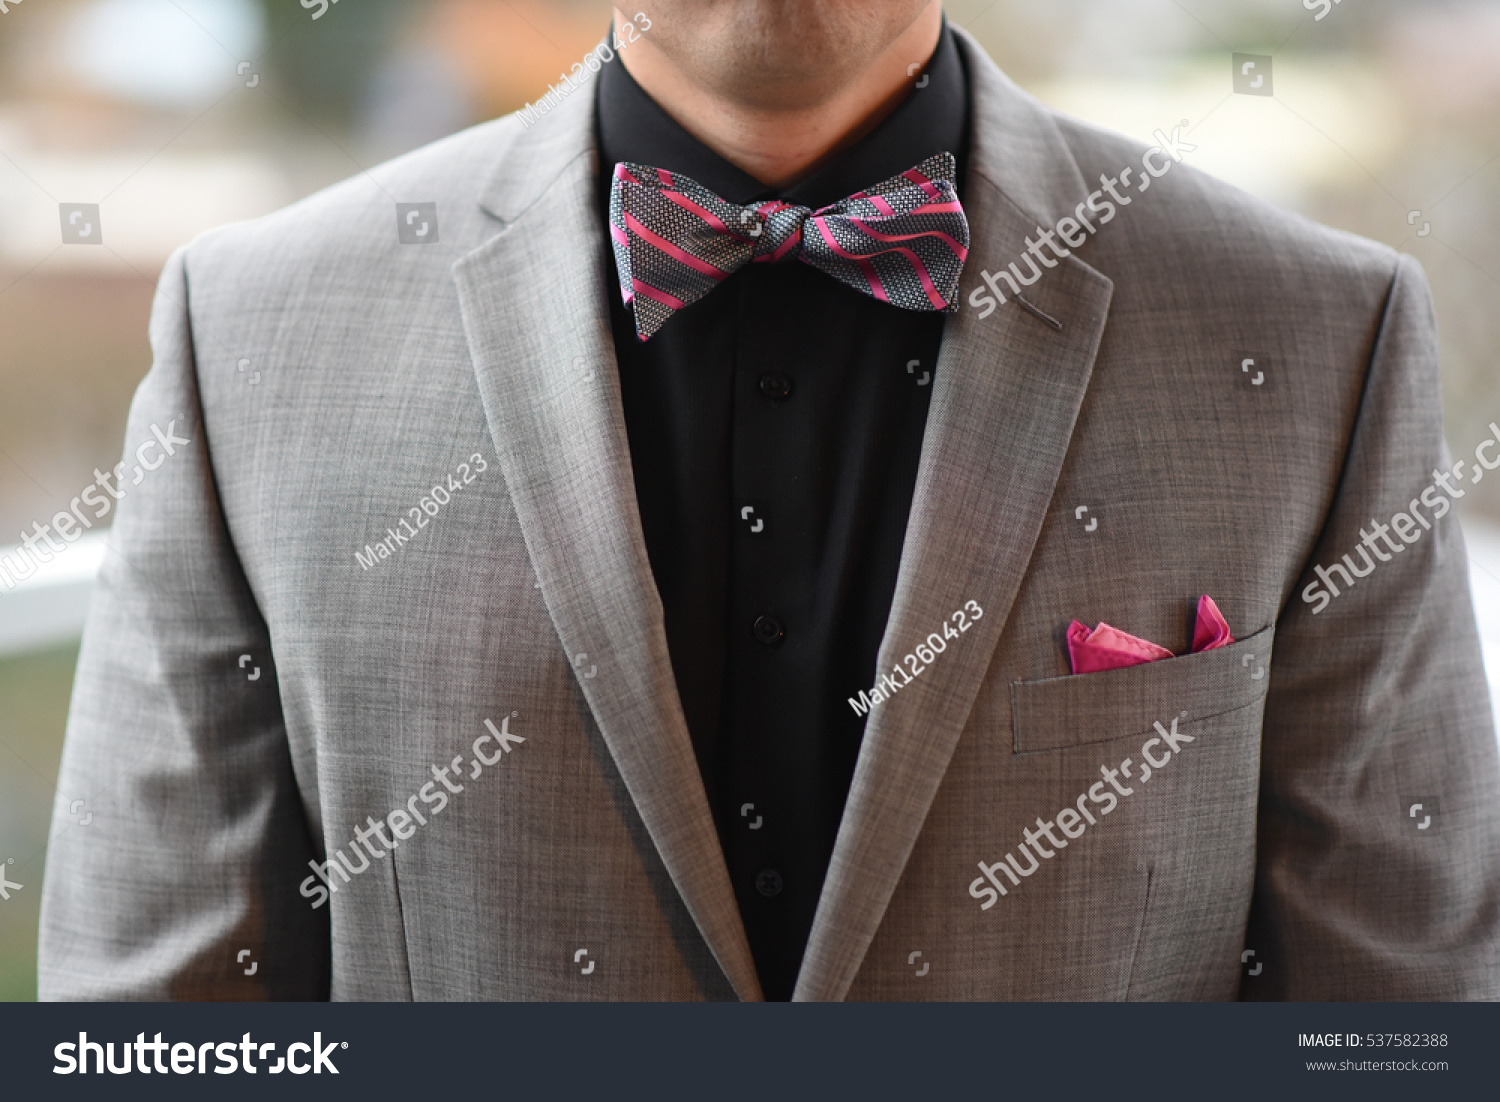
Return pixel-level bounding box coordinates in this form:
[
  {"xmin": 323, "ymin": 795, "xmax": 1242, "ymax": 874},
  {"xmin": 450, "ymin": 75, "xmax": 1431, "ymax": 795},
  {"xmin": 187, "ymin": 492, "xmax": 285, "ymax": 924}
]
[
  {"xmin": 450, "ymin": 108, "xmax": 761, "ymax": 1001},
  {"xmin": 794, "ymin": 31, "xmax": 1115, "ymax": 1001}
]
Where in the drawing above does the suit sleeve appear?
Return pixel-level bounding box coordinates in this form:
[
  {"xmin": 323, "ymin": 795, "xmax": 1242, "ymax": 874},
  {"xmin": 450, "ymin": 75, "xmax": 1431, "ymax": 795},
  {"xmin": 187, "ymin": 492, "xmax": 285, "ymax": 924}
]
[
  {"xmin": 37, "ymin": 246, "xmax": 329, "ymax": 1000},
  {"xmin": 1244, "ymin": 254, "xmax": 1500, "ymax": 999}
]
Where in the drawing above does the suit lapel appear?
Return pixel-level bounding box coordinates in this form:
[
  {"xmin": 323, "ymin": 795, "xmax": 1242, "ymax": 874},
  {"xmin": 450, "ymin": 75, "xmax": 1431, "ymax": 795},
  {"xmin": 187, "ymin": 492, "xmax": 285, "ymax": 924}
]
[
  {"xmin": 450, "ymin": 85, "xmax": 762, "ymax": 1001},
  {"xmin": 793, "ymin": 31, "xmax": 1115, "ymax": 1000}
]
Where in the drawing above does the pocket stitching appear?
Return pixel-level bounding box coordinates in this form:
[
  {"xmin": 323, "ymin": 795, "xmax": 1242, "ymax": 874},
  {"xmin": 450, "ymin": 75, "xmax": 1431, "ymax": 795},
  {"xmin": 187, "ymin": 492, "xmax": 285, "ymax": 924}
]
[
  {"xmin": 1010, "ymin": 688, "xmax": 1268, "ymax": 756},
  {"xmin": 1008, "ymin": 626, "xmax": 1273, "ymax": 755}
]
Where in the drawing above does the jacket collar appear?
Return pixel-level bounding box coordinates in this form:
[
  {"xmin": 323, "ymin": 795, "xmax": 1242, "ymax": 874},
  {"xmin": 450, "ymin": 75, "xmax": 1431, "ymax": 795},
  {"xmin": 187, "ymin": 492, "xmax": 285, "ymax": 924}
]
[
  {"xmin": 457, "ymin": 61, "xmax": 764, "ymax": 1002},
  {"xmin": 791, "ymin": 25, "xmax": 1114, "ymax": 1000},
  {"xmin": 455, "ymin": 25, "xmax": 1114, "ymax": 1002}
]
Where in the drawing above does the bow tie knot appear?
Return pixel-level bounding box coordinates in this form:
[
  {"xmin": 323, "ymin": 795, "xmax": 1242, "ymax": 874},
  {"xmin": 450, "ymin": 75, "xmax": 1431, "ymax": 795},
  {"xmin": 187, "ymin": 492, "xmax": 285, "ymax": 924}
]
[{"xmin": 609, "ymin": 153, "xmax": 969, "ymax": 341}]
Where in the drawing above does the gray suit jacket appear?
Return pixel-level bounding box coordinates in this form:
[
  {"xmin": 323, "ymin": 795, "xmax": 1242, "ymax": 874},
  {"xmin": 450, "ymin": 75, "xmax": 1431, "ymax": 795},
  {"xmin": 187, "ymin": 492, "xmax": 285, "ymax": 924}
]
[{"xmin": 39, "ymin": 31, "xmax": 1500, "ymax": 1001}]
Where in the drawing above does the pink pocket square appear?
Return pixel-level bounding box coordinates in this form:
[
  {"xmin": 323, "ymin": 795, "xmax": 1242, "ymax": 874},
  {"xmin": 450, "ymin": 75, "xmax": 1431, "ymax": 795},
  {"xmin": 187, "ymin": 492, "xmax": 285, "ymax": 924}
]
[{"xmin": 1067, "ymin": 595, "xmax": 1234, "ymax": 675}]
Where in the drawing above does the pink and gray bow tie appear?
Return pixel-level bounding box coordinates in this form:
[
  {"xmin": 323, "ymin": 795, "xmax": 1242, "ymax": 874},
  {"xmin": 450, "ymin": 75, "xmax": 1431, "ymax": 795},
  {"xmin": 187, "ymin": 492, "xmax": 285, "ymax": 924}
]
[{"xmin": 608, "ymin": 152, "xmax": 969, "ymax": 341}]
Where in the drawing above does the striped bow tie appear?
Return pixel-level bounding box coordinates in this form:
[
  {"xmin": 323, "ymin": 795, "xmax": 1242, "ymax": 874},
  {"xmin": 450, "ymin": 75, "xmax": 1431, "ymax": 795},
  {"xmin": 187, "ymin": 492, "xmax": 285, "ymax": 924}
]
[{"xmin": 608, "ymin": 152, "xmax": 969, "ymax": 341}]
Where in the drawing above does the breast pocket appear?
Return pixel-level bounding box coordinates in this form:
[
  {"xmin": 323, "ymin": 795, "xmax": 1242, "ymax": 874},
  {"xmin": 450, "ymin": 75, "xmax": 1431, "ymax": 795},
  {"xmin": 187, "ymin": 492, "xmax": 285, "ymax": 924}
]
[{"xmin": 1009, "ymin": 625, "xmax": 1274, "ymax": 754}]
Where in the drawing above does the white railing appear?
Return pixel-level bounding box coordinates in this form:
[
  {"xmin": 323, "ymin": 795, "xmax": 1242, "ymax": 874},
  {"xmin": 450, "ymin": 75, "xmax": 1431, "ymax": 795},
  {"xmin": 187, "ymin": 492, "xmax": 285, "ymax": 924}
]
[
  {"xmin": 0, "ymin": 530, "xmax": 108, "ymax": 656},
  {"xmin": 1467, "ymin": 519, "xmax": 1500, "ymax": 736}
]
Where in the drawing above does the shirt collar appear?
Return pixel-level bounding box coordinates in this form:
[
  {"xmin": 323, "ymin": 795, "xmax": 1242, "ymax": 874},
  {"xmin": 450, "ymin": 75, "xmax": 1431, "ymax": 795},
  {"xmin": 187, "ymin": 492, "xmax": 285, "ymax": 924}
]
[{"xmin": 596, "ymin": 19, "xmax": 969, "ymax": 210}]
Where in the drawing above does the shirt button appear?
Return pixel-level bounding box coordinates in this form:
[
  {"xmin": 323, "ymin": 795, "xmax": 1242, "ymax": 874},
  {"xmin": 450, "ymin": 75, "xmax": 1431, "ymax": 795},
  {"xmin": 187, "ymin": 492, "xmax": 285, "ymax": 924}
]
[
  {"xmin": 759, "ymin": 372, "xmax": 793, "ymax": 401},
  {"xmin": 752, "ymin": 615, "xmax": 784, "ymax": 645},
  {"xmin": 755, "ymin": 869, "xmax": 783, "ymax": 897}
]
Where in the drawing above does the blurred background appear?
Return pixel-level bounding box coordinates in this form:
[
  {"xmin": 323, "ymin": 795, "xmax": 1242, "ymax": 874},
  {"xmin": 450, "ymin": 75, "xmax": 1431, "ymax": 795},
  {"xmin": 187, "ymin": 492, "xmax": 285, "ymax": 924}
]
[{"xmin": 1, "ymin": 0, "xmax": 1498, "ymax": 1000}]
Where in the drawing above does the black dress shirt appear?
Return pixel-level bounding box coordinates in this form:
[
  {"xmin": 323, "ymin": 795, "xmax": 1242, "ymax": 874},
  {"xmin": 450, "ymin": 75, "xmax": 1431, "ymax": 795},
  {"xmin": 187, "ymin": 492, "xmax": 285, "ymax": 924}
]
[{"xmin": 596, "ymin": 24, "xmax": 969, "ymax": 1000}]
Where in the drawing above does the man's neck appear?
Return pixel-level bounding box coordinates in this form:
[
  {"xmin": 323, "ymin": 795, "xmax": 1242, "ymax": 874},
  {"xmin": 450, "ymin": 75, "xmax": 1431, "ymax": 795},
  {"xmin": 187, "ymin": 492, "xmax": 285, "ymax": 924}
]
[{"xmin": 613, "ymin": 6, "xmax": 944, "ymax": 190}]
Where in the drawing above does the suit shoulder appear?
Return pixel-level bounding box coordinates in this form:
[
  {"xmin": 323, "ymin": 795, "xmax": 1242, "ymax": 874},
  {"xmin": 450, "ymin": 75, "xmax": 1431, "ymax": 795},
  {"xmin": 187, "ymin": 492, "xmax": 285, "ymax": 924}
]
[
  {"xmin": 1044, "ymin": 108, "xmax": 1400, "ymax": 297},
  {"xmin": 177, "ymin": 113, "xmax": 529, "ymax": 282}
]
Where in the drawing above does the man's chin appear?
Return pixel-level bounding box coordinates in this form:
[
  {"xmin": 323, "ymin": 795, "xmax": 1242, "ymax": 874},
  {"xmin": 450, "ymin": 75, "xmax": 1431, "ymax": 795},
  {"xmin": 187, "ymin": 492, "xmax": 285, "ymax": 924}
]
[{"xmin": 629, "ymin": 0, "xmax": 935, "ymax": 106}]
